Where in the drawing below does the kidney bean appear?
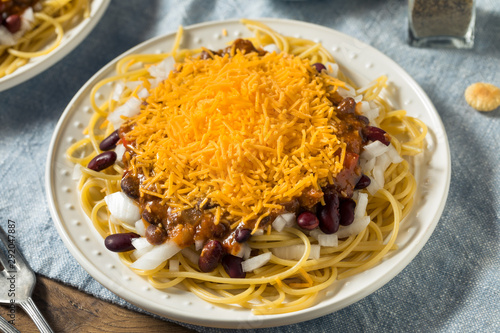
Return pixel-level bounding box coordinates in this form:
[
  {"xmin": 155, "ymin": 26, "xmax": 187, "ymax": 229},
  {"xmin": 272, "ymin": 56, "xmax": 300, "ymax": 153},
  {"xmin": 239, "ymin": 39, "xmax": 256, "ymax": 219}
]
[
  {"xmin": 5, "ymin": 15, "xmax": 21, "ymax": 34},
  {"xmin": 145, "ymin": 225, "xmax": 168, "ymax": 245},
  {"xmin": 198, "ymin": 240, "xmax": 224, "ymax": 272},
  {"xmin": 363, "ymin": 126, "xmax": 391, "ymax": 146},
  {"xmin": 339, "ymin": 198, "xmax": 356, "ymax": 226},
  {"xmin": 88, "ymin": 151, "xmax": 116, "ymax": 171},
  {"xmin": 317, "ymin": 193, "xmax": 340, "ymax": 234},
  {"xmin": 312, "ymin": 62, "xmax": 326, "ymax": 73},
  {"xmin": 222, "ymin": 255, "xmax": 246, "ymax": 278},
  {"xmin": 104, "ymin": 233, "xmax": 139, "ymax": 252},
  {"xmin": 99, "ymin": 130, "xmax": 120, "ymax": 151},
  {"xmin": 121, "ymin": 172, "xmax": 140, "ymax": 199},
  {"xmin": 297, "ymin": 211, "xmax": 319, "ymax": 230},
  {"xmin": 355, "ymin": 174, "xmax": 371, "ymax": 189},
  {"xmin": 337, "ymin": 97, "xmax": 356, "ymax": 114},
  {"xmin": 356, "ymin": 115, "xmax": 369, "ymax": 125},
  {"xmin": 235, "ymin": 228, "xmax": 252, "ymax": 243}
]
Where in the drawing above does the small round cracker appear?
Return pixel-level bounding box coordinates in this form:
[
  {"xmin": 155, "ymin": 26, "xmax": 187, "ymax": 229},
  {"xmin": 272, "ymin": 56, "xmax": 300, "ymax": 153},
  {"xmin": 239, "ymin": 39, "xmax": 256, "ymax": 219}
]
[{"xmin": 464, "ymin": 82, "xmax": 500, "ymax": 112}]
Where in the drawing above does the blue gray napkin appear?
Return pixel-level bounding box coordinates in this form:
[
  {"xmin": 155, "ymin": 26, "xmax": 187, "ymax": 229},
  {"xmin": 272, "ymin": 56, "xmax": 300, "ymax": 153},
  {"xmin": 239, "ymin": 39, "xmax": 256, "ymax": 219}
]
[{"xmin": 1, "ymin": 0, "xmax": 499, "ymax": 332}]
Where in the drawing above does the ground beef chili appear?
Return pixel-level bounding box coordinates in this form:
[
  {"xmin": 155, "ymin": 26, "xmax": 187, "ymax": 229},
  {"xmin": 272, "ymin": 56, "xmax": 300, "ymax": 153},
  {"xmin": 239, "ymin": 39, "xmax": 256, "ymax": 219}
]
[{"xmin": 116, "ymin": 39, "xmax": 383, "ymax": 272}]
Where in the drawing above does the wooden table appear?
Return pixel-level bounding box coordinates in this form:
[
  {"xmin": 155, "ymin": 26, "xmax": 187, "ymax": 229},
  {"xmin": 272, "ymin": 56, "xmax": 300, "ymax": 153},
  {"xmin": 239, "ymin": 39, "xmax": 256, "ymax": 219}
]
[{"xmin": 0, "ymin": 275, "xmax": 194, "ymax": 332}]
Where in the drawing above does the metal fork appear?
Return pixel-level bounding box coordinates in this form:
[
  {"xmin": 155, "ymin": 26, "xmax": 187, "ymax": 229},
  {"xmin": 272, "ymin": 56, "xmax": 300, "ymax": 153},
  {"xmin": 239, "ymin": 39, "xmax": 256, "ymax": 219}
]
[{"xmin": 0, "ymin": 225, "xmax": 54, "ymax": 333}]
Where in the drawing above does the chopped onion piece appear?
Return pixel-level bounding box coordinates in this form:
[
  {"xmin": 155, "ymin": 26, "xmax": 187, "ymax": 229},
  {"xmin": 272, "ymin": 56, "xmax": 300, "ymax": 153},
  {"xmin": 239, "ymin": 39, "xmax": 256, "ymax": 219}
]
[
  {"xmin": 148, "ymin": 56, "xmax": 175, "ymax": 81},
  {"xmin": 131, "ymin": 237, "xmax": 151, "ymax": 250},
  {"xmin": 336, "ymin": 216, "xmax": 371, "ymax": 239},
  {"xmin": 337, "ymin": 84, "xmax": 356, "ymax": 98},
  {"xmin": 181, "ymin": 247, "xmax": 199, "ymax": 264},
  {"xmin": 360, "ymin": 157, "xmax": 375, "ymax": 173},
  {"xmin": 115, "ymin": 143, "xmax": 126, "ymax": 163},
  {"xmin": 387, "ymin": 144, "xmax": 403, "ymax": 164},
  {"xmin": 235, "ymin": 243, "xmax": 251, "ymax": 259},
  {"xmin": 138, "ymin": 88, "xmax": 149, "ymax": 99},
  {"xmin": 107, "ymin": 97, "xmax": 141, "ymax": 129},
  {"xmin": 272, "ymin": 213, "xmax": 296, "ymax": 232},
  {"xmin": 310, "ymin": 229, "xmax": 338, "ymax": 247},
  {"xmin": 195, "ymin": 239, "xmax": 204, "ymax": 251},
  {"xmin": 109, "ymin": 216, "xmax": 121, "ymax": 225},
  {"xmin": 169, "ymin": 259, "xmax": 179, "ymax": 272},
  {"xmin": 271, "ymin": 244, "xmax": 320, "ymax": 260},
  {"xmin": 325, "ymin": 62, "xmax": 339, "ymax": 77},
  {"xmin": 354, "ymin": 95, "xmax": 363, "ymax": 103},
  {"xmin": 263, "ymin": 44, "xmax": 280, "ymax": 53},
  {"xmin": 354, "ymin": 193, "xmax": 368, "ymax": 219},
  {"xmin": 253, "ymin": 229, "xmax": 264, "ymax": 236},
  {"xmin": 242, "ymin": 252, "xmax": 272, "ymax": 272},
  {"xmin": 362, "ymin": 141, "xmax": 390, "ymax": 160},
  {"xmin": 135, "ymin": 220, "xmax": 146, "ymax": 237},
  {"xmin": 130, "ymin": 241, "xmax": 181, "ymax": 270},
  {"xmin": 112, "ymin": 82, "xmax": 124, "ymax": 101},
  {"xmin": 72, "ymin": 164, "xmax": 82, "ymax": 180},
  {"xmin": 105, "ymin": 192, "xmax": 141, "ymax": 225},
  {"xmin": 367, "ymin": 178, "xmax": 382, "ymax": 195}
]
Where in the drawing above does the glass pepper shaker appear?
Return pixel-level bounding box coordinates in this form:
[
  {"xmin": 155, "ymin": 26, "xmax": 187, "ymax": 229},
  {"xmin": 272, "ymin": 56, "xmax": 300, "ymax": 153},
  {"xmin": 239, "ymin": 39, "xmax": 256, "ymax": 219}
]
[{"xmin": 408, "ymin": 0, "xmax": 476, "ymax": 48}]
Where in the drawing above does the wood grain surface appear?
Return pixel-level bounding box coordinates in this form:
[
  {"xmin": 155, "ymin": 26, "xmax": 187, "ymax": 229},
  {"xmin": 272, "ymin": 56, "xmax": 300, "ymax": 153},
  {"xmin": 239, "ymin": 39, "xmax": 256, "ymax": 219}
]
[{"xmin": 0, "ymin": 275, "xmax": 195, "ymax": 333}]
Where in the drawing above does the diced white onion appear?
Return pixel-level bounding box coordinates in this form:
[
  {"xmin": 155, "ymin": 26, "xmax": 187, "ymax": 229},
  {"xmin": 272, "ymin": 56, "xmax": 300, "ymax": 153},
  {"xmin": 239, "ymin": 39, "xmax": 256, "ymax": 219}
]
[
  {"xmin": 107, "ymin": 97, "xmax": 142, "ymax": 129},
  {"xmin": 112, "ymin": 82, "xmax": 124, "ymax": 101},
  {"xmin": 23, "ymin": 7, "xmax": 34, "ymax": 23},
  {"xmin": 134, "ymin": 220, "xmax": 146, "ymax": 237},
  {"xmin": 235, "ymin": 243, "xmax": 251, "ymax": 260},
  {"xmin": 387, "ymin": 144, "xmax": 403, "ymax": 164},
  {"xmin": 195, "ymin": 239, "xmax": 204, "ymax": 251},
  {"xmin": 360, "ymin": 157, "xmax": 375, "ymax": 173},
  {"xmin": 271, "ymin": 244, "xmax": 320, "ymax": 261},
  {"xmin": 272, "ymin": 213, "xmax": 296, "ymax": 232},
  {"xmin": 72, "ymin": 164, "xmax": 82, "ymax": 181},
  {"xmin": 367, "ymin": 177, "xmax": 382, "ymax": 195},
  {"xmin": 354, "ymin": 95, "xmax": 363, "ymax": 103},
  {"xmin": 263, "ymin": 43, "xmax": 280, "ymax": 53},
  {"xmin": 325, "ymin": 62, "xmax": 339, "ymax": 77},
  {"xmin": 0, "ymin": 26, "xmax": 16, "ymax": 46},
  {"xmin": 130, "ymin": 241, "xmax": 181, "ymax": 270},
  {"xmin": 138, "ymin": 88, "xmax": 150, "ymax": 99},
  {"xmin": 362, "ymin": 141, "xmax": 390, "ymax": 160},
  {"xmin": 169, "ymin": 259, "xmax": 180, "ymax": 272},
  {"xmin": 181, "ymin": 247, "xmax": 199, "ymax": 265},
  {"xmin": 310, "ymin": 229, "xmax": 338, "ymax": 247},
  {"xmin": 252, "ymin": 229, "xmax": 264, "ymax": 236},
  {"xmin": 115, "ymin": 143, "xmax": 126, "ymax": 163},
  {"xmin": 148, "ymin": 56, "xmax": 175, "ymax": 81},
  {"xmin": 131, "ymin": 237, "xmax": 152, "ymax": 250},
  {"xmin": 354, "ymin": 193, "xmax": 368, "ymax": 219},
  {"xmin": 242, "ymin": 252, "xmax": 272, "ymax": 272},
  {"xmin": 104, "ymin": 192, "xmax": 141, "ymax": 225},
  {"xmin": 337, "ymin": 84, "xmax": 356, "ymax": 98},
  {"xmin": 336, "ymin": 216, "xmax": 371, "ymax": 239}
]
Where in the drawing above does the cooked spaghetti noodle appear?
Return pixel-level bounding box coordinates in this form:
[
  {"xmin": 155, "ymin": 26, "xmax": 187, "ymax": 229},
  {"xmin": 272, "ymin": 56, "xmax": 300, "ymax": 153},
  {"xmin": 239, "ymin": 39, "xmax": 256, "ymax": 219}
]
[
  {"xmin": 67, "ymin": 20, "xmax": 427, "ymax": 314},
  {"xmin": 0, "ymin": 0, "xmax": 90, "ymax": 78}
]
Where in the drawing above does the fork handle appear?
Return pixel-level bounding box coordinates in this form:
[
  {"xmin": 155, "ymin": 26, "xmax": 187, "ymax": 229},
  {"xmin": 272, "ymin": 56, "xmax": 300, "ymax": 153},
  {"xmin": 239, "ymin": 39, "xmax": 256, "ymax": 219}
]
[
  {"xmin": 0, "ymin": 315, "xmax": 20, "ymax": 333},
  {"xmin": 19, "ymin": 297, "xmax": 54, "ymax": 333}
]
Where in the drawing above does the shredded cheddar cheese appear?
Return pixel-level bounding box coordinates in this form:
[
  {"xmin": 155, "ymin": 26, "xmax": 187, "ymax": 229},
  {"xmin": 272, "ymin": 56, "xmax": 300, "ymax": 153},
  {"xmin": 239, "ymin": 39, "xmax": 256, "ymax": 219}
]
[{"xmin": 125, "ymin": 50, "xmax": 348, "ymax": 228}]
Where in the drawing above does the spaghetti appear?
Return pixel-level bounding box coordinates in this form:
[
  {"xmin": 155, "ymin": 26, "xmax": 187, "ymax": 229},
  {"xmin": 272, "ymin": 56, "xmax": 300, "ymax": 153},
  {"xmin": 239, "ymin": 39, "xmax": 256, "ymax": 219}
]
[
  {"xmin": 67, "ymin": 20, "xmax": 427, "ymax": 314},
  {"xmin": 0, "ymin": 0, "xmax": 90, "ymax": 78}
]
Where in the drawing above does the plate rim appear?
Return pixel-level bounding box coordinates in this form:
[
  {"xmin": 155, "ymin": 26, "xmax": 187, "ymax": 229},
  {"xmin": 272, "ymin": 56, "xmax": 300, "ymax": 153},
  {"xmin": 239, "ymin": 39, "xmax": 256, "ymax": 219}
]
[
  {"xmin": 45, "ymin": 17, "xmax": 451, "ymax": 328},
  {"xmin": 0, "ymin": 0, "xmax": 111, "ymax": 92}
]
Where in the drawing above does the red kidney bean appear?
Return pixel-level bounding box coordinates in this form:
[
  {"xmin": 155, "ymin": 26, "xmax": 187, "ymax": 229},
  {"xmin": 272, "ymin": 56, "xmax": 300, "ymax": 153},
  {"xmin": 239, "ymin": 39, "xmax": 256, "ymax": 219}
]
[
  {"xmin": 235, "ymin": 228, "xmax": 252, "ymax": 243},
  {"xmin": 317, "ymin": 193, "xmax": 340, "ymax": 234},
  {"xmin": 198, "ymin": 240, "xmax": 224, "ymax": 272},
  {"xmin": 363, "ymin": 126, "xmax": 391, "ymax": 146},
  {"xmin": 355, "ymin": 174, "xmax": 371, "ymax": 189},
  {"xmin": 356, "ymin": 115, "xmax": 369, "ymax": 125},
  {"xmin": 99, "ymin": 130, "xmax": 120, "ymax": 151},
  {"xmin": 312, "ymin": 62, "xmax": 326, "ymax": 72},
  {"xmin": 145, "ymin": 225, "xmax": 168, "ymax": 245},
  {"xmin": 339, "ymin": 198, "xmax": 356, "ymax": 226},
  {"xmin": 337, "ymin": 97, "xmax": 356, "ymax": 114},
  {"xmin": 88, "ymin": 151, "xmax": 116, "ymax": 171},
  {"xmin": 104, "ymin": 233, "xmax": 139, "ymax": 252},
  {"xmin": 121, "ymin": 173, "xmax": 140, "ymax": 199},
  {"xmin": 297, "ymin": 211, "xmax": 319, "ymax": 230},
  {"xmin": 222, "ymin": 255, "xmax": 246, "ymax": 278},
  {"xmin": 5, "ymin": 15, "xmax": 21, "ymax": 34}
]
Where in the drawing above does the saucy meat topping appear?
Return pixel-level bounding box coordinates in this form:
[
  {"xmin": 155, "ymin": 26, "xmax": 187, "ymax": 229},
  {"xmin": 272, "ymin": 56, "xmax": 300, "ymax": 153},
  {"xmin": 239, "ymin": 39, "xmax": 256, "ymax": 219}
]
[{"xmin": 116, "ymin": 39, "xmax": 377, "ymax": 264}]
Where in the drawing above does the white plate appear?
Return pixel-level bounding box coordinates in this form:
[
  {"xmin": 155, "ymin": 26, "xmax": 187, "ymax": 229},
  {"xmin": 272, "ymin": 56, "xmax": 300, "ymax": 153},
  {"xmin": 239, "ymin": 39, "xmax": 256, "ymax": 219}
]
[
  {"xmin": 0, "ymin": 0, "xmax": 110, "ymax": 92},
  {"xmin": 45, "ymin": 18, "xmax": 451, "ymax": 329}
]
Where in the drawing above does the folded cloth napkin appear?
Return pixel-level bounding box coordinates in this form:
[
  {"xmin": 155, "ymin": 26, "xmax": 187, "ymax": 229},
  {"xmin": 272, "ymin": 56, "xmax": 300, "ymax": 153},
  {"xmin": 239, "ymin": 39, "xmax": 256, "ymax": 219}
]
[{"xmin": 1, "ymin": 0, "xmax": 498, "ymax": 332}]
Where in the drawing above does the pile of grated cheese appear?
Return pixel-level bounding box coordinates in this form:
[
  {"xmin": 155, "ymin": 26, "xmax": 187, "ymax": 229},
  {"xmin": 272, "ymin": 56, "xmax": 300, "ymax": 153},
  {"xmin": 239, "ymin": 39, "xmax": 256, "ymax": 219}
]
[{"xmin": 124, "ymin": 50, "xmax": 349, "ymax": 228}]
